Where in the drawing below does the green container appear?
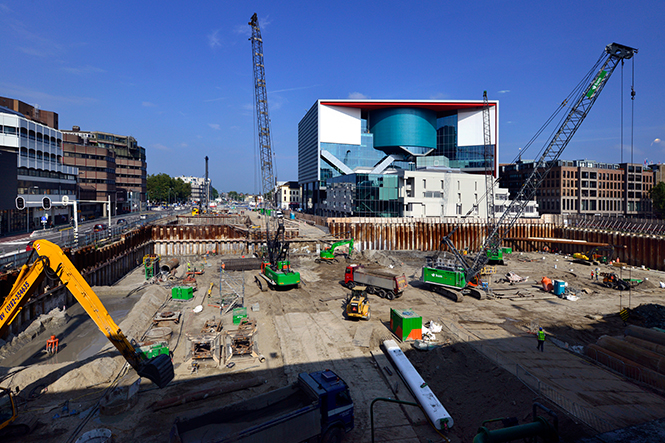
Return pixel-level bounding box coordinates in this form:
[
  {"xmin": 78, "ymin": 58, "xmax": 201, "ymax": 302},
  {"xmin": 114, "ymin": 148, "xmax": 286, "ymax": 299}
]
[
  {"xmin": 171, "ymin": 286, "xmax": 194, "ymax": 300},
  {"xmin": 390, "ymin": 308, "xmax": 422, "ymax": 341},
  {"xmin": 233, "ymin": 307, "xmax": 248, "ymax": 324},
  {"xmin": 501, "ymin": 247, "xmax": 513, "ymax": 254},
  {"xmin": 137, "ymin": 342, "xmax": 169, "ymax": 360}
]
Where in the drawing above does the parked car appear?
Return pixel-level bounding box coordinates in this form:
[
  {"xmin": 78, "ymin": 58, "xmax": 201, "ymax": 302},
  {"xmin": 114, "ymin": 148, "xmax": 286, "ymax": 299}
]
[
  {"xmin": 140, "ymin": 214, "xmax": 147, "ymax": 220},
  {"xmin": 93, "ymin": 224, "xmax": 107, "ymax": 232},
  {"xmin": 116, "ymin": 219, "xmax": 127, "ymax": 225}
]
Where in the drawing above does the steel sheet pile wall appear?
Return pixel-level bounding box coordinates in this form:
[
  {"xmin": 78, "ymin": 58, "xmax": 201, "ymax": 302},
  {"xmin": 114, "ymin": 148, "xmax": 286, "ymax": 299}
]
[
  {"xmin": 559, "ymin": 227, "xmax": 665, "ymax": 270},
  {"xmin": 0, "ymin": 227, "xmax": 153, "ymax": 338},
  {"xmin": 328, "ymin": 218, "xmax": 552, "ymax": 254},
  {"xmin": 152, "ymin": 225, "xmax": 250, "ymax": 256},
  {"xmin": 328, "ymin": 218, "xmax": 665, "ymax": 271},
  {"xmin": 70, "ymin": 226, "xmax": 153, "ymax": 287},
  {"xmin": 176, "ymin": 215, "xmax": 250, "ymax": 225}
]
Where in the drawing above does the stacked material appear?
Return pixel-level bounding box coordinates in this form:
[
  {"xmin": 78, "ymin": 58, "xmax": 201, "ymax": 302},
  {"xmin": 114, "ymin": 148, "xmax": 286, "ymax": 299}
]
[{"xmin": 587, "ymin": 325, "xmax": 665, "ymax": 390}]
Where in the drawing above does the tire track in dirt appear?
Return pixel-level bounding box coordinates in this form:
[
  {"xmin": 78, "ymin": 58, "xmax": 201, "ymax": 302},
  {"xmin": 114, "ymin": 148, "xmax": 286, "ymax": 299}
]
[{"xmin": 271, "ymin": 286, "xmax": 419, "ymax": 442}]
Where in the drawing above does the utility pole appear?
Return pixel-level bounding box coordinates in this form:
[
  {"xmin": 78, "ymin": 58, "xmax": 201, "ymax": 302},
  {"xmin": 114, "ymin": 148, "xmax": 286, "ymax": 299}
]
[{"xmin": 205, "ymin": 156, "xmax": 209, "ymax": 212}]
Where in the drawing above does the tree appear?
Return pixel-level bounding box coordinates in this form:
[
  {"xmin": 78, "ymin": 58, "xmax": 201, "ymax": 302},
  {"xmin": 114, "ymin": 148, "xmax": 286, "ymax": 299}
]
[
  {"xmin": 147, "ymin": 174, "xmax": 191, "ymax": 204},
  {"xmin": 650, "ymin": 182, "xmax": 665, "ymax": 218},
  {"xmin": 228, "ymin": 191, "xmax": 240, "ymax": 201}
]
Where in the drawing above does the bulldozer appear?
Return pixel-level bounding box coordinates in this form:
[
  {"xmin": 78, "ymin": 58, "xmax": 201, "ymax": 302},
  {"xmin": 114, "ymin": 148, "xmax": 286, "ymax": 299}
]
[{"xmin": 345, "ymin": 286, "xmax": 370, "ymax": 321}]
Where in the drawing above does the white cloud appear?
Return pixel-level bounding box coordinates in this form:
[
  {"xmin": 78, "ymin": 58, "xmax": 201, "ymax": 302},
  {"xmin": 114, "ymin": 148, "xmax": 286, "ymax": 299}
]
[
  {"xmin": 152, "ymin": 143, "xmax": 171, "ymax": 152},
  {"xmin": 61, "ymin": 65, "xmax": 105, "ymax": 75},
  {"xmin": 348, "ymin": 92, "xmax": 368, "ymax": 99},
  {"xmin": 429, "ymin": 92, "xmax": 449, "ymax": 100},
  {"xmin": 208, "ymin": 29, "xmax": 221, "ymax": 49},
  {"xmin": 0, "ymin": 82, "xmax": 95, "ymax": 106},
  {"xmin": 652, "ymin": 138, "xmax": 662, "ymax": 146},
  {"xmin": 142, "ymin": 101, "xmax": 157, "ymax": 107},
  {"xmin": 497, "ymin": 90, "xmax": 511, "ymax": 94},
  {"xmin": 209, "ymin": 123, "xmax": 221, "ymax": 130}
]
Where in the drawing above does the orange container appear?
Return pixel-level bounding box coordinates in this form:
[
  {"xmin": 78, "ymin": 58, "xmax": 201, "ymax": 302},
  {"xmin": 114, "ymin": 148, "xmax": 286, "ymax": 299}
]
[{"xmin": 540, "ymin": 277, "xmax": 553, "ymax": 292}]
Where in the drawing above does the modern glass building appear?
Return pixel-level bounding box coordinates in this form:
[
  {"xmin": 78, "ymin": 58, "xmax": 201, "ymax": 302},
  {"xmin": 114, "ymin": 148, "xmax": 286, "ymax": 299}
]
[{"xmin": 298, "ymin": 99, "xmax": 498, "ymax": 215}]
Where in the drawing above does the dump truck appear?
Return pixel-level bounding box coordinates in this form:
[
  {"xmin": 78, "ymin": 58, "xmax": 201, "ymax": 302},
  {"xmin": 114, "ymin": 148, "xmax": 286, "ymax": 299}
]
[
  {"xmin": 343, "ymin": 264, "xmax": 407, "ymax": 300},
  {"xmin": 169, "ymin": 369, "xmax": 354, "ymax": 443}
]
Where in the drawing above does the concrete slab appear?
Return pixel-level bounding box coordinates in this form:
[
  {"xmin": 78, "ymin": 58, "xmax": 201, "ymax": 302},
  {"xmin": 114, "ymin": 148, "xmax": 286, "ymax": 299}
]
[{"xmin": 448, "ymin": 318, "xmax": 665, "ymax": 433}]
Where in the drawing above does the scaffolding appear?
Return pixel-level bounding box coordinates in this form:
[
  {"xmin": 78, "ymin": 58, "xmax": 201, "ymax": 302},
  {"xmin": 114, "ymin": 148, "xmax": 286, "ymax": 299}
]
[{"xmin": 217, "ymin": 266, "xmax": 245, "ymax": 315}]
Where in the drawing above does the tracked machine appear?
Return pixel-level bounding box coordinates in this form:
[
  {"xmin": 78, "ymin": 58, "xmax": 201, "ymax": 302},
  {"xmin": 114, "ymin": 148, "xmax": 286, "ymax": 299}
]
[
  {"xmin": 423, "ymin": 43, "xmax": 637, "ymax": 302},
  {"xmin": 0, "ymin": 240, "xmax": 174, "ymax": 436},
  {"xmin": 256, "ymin": 220, "xmax": 300, "ymax": 291},
  {"xmin": 316, "ymin": 239, "xmax": 354, "ymax": 264}
]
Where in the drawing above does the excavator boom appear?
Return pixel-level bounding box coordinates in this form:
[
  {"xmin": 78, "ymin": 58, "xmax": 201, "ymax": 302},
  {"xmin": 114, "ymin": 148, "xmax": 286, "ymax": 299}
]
[{"xmin": 0, "ymin": 240, "xmax": 173, "ymax": 388}]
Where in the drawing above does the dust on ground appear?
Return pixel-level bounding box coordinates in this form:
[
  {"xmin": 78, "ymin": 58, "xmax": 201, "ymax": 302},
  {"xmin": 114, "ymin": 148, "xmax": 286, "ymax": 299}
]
[{"xmin": 3, "ymin": 224, "xmax": 665, "ymax": 442}]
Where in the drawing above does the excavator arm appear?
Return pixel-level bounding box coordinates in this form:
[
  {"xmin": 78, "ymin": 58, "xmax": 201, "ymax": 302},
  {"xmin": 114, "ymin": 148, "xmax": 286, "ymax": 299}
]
[
  {"xmin": 320, "ymin": 239, "xmax": 354, "ymax": 260},
  {"xmin": 0, "ymin": 240, "xmax": 173, "ymax": 388}
]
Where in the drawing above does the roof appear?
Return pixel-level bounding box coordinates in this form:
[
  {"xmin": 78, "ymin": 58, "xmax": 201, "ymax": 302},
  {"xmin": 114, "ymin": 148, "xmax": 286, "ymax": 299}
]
[{"xmin": 319, "ymin": 99, "xmax": 495, "ymax": 112}]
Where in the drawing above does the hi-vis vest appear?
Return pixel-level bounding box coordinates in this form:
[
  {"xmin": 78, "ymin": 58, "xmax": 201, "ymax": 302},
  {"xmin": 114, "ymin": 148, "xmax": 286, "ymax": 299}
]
[{"xmin": 538, "ymin": 330, "xmax": 545, "ymax": 341}]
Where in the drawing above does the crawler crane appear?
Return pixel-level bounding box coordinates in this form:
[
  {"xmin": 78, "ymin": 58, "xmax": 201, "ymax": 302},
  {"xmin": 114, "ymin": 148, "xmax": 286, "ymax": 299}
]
[{"xmin": 422, "ymin": 43, "xmax": 637, "ymax": 302}]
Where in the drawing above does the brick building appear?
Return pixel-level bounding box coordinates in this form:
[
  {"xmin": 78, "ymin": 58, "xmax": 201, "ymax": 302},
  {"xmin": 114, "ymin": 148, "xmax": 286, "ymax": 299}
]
[
  {"xmin": 499, "ymin": 159, "xmax": 654, "ymax": 217},
  {"xmin": 62, "ymin": 126, "xmax": 147, "ymax": 215}
]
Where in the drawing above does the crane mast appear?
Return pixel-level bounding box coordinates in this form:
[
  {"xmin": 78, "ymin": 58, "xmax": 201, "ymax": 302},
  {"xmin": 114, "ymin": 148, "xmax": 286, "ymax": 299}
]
[
  {"xmin": 249, "ymin": 13, "xmax": 276, "ymax": 202},
  {"xmin": 466, "ymin": 43, "xmax": 637, "ymax": 281},
  {"xmin": 482, "ymin": 91, "xmax": 496, "ymax": 246}
]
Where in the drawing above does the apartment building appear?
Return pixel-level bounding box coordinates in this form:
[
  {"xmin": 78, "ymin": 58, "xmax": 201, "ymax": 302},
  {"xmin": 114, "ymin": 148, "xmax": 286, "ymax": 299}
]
[{"xmin": 275, "ymin": 181, "xmax": 301, "ymax": 211}]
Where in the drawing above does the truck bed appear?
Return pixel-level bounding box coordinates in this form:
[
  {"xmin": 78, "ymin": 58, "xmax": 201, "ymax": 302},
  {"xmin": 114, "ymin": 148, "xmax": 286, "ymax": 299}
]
[{"xmin": 172, "ymin": 384, "xmax": 319, "ymax": 443}]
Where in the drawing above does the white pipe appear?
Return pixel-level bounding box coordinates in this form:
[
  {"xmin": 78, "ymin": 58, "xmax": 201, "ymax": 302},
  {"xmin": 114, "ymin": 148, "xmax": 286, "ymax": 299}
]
[{"xmin": 383, "ymin": 339, "xmax": 453, "ymax": 429}]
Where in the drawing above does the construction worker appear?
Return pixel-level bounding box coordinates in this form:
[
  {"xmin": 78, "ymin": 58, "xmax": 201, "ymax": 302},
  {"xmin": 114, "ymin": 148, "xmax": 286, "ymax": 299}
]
[
  {"xmin": 537, "ymin": 327, "xmax": 545, "ymax": 352},
  {"xmin": 187, "ymin": 262, "xmax": 191, "ymax": 273}
]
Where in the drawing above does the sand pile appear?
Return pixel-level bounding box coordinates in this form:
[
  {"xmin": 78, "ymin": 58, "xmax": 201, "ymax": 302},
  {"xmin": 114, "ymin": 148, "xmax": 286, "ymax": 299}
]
[
  {"xmin": 3, "ymin": 286, "xmax": 170, "ymax": 395},
  {"xmin": 0, "ymin": 307, "xmax": 69, "ymax": 357}
]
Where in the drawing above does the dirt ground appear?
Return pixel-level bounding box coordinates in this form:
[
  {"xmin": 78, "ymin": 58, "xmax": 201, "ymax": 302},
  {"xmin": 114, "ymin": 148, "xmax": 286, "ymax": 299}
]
[{"xmin": 3, "ymin": 219, "xmax": 665, "ymax": 442}]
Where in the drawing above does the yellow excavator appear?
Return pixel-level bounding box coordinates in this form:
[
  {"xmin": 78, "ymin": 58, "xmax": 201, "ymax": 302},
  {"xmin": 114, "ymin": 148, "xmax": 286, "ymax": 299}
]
[{"xmin": 0, "ymin": 240, "xmax": 174, "ymax": 436}]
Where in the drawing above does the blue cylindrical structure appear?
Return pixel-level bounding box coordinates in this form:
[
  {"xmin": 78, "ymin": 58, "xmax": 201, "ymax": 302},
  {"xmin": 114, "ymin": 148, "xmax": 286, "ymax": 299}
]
[{"xmin": 370, "ymin": 108, "xmax": 436, "ymax": 149}]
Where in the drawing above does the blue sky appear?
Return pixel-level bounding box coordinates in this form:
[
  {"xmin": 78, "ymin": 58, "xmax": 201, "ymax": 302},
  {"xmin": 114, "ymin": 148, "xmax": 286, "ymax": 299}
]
[{"xmin": 2, "ymin": 1, "xmax": 664, "ymax": 194}]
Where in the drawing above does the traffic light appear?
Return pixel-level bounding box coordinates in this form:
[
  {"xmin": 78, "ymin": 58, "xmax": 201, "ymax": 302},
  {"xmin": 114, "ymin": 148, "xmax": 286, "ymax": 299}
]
[
  {"xmin": 42, "ymin": 197, "xmax": 51, "ymax": 210},
  {"xmin": 15, "ymin": 196, "xmax": 25, "ymax": 210}
]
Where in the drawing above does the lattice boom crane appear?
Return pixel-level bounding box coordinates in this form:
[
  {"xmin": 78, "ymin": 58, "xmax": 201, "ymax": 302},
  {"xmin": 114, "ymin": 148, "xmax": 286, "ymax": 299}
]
[{"xmin": 249, "ymin": 13, "xmax": 276, "ymax": 201}]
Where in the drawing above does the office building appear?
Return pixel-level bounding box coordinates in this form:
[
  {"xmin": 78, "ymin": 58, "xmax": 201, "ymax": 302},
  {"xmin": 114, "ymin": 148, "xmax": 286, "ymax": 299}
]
[
  {"xmin": 499, "ymin": 159, "xmax": 655, "ymax": 217},
  {"xmin": 177, "ymin": 176, "xmax": 212, "ymax": 204},
  {"xmin": 62, "ymin": 127, "xmax": 147, "ymax": 215},
  {"xmin": 298, "ymin": 99, "xmax": 498, "ymax": 216},
  {"xmin": 0, "ymin": 103, "xmax": 77, "ymax": 233}
]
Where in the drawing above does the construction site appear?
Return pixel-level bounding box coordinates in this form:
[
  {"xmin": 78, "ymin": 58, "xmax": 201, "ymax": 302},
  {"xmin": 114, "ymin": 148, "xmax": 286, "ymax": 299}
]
[
  {"xmin": 2, "ymin": 209, "xmax": 665, "ymax": 443},
  {"xmin": 1, "ymin": 12, "xmax": 662, "ymax": 443}
]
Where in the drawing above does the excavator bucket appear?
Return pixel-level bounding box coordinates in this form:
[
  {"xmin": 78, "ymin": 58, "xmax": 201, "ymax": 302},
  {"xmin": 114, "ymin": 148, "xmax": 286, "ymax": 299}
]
[{"xmin": 137, "ymin": 354, "xmax": 174, "ymax": 388}]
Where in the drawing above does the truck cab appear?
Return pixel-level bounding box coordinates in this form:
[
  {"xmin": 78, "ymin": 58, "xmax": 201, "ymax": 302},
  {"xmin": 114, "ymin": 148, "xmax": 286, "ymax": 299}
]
[
  {"xmin": 300, "ymin": 370, "xmax": 354, "ymax": 435},
  {"xmin": 343, "ymin": 264, "xmax": 359, "ymax": 286}
]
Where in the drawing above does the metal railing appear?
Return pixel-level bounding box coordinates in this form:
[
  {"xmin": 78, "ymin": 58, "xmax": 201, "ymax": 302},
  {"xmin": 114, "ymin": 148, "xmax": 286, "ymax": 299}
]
[{"xmin": 0, "ymin": 213, "xmax": 165, "ymax": 270}]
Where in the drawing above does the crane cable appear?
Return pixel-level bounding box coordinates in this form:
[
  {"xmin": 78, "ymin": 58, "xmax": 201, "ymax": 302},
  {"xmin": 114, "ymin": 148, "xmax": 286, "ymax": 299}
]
[
  {"xmin": 474, "ymin": 48, "xmax": 609, "ymax": 214},
  {"xmin": 621, "ymin": 59, "xmax": 624, "ymax": 163},
  {"xmin": 631, "ymin": 56, "xmax": 636, "ymax": 166}
]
